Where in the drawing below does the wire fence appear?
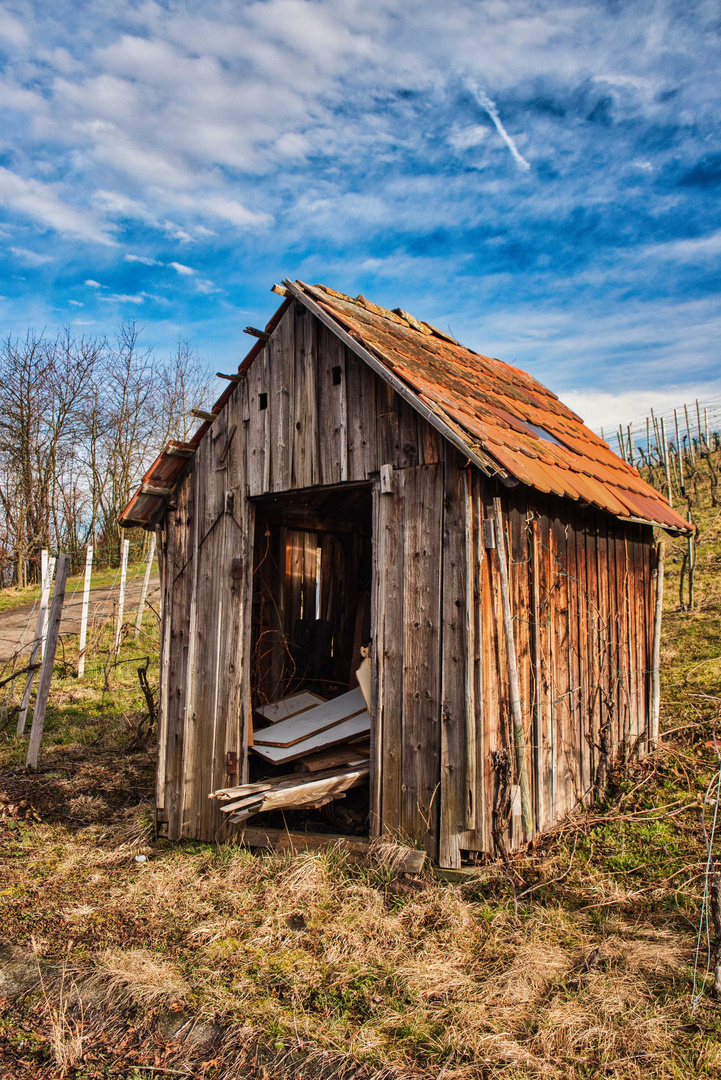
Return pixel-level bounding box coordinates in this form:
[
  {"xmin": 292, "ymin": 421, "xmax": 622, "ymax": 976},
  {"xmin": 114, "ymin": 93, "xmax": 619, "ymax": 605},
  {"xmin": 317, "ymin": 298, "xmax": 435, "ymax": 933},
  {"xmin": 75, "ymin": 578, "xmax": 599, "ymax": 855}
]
[
  {"xmin": 0, "ymin": 528, "xmax": 152, "ymax": 588},
  {"xmin": 600, "ymin": 395, "xmax": 721, "ymax": 466}
]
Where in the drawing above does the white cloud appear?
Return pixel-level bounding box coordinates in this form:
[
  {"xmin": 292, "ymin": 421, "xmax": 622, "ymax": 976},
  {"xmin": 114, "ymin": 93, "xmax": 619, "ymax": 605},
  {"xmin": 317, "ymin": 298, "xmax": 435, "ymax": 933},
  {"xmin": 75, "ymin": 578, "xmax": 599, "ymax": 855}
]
[
  {"xmin": 0, "ymin": 10, "xmax": 28, "ymax": 46},
  {"xmin": 169, "ymin": 261, "xmax": 195, "ymax": 276},
  {"xmin": 124, "ymin": 253, "xmax": 162, "ymax": 265},
  {"xmin": 99, "ymin": 293, "xmax": 145, "ymax": 304},
  {"xmin": 84, "ymin": 279, "xmax": 104, "ymax": 288},
  {"xmin": 448, "ymin": 124, "xmax": 489, "ymax": 152},
  {"xmin": 10, "ymin": 247, "xmax": 54, "ymax": 265},
  {"xmin": 0, "ymin": 168, "xmax": 112, "ymax": 243},
  {"xmin": 643, "ymin": 231, "xmax": 721, "ymax": 263}
]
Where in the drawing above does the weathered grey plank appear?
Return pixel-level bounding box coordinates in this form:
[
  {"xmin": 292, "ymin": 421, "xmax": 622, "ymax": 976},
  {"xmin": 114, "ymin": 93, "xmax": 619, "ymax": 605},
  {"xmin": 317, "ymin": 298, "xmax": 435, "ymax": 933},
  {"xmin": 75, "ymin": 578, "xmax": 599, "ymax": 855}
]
[
  {"xmin": 401, "ymin": 463, "xmax": 443, "ymax": 859},
  {"xmin": 439, "ymin": 455, "xmax": 467, "ymax": 868},
  {"xmin": 377, "ymin": 468, "xmax": 405, "ymax": 839}
]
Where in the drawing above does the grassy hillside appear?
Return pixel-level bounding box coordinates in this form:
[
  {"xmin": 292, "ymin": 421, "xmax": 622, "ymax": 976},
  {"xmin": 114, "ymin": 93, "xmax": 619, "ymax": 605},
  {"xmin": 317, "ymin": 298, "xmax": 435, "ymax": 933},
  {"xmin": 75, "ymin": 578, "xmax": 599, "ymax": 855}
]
[{"xmin": 0, "ymin": 457, "xmax": 719, "ymax": 1079}]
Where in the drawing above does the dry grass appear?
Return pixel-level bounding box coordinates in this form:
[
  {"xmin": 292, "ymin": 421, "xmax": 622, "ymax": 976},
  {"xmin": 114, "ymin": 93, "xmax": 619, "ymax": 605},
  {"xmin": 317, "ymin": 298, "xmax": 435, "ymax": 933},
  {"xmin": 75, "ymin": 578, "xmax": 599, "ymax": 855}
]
[
  {"xmin": 91, "ymin": 948, "xmax": 189, "ymax": 1010},
  {"xmin": 1, "ymin": 453, "xmax": 721, "ymax": 1077}
]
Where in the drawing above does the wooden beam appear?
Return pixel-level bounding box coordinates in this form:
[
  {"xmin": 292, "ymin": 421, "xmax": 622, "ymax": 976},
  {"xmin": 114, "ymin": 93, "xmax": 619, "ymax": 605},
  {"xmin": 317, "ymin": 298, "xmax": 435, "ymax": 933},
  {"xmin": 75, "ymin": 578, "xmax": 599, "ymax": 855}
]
[
  {"xmin": 271, "ymin": 283, "xmax": 289, "ymax": 297},
  {"xmin": 165, "ymin": 445, "xmax": 195, "ymax": 458},
  {"xmin": 217, "ymin": 372, "xmax": 245, "ymax": 383},
  {"xmin": 191, "ymin": 409, "xmax": 216, "ymax": 422},
  {"xmin": 244, "ymin": 326, "xmax": 270, "ymax": 342},
  {"xmin": 493, "ymin": 498, "xmax": 533, "ymax": 841},
  {"xmin": 649, "ymin": 540, "xmax": 665, "ymax": 749},
  {"xmin": 141, "ymin": 483, "xmax": 174, "ymax": 496},
  {"xmin": 234, "ymin": 826, "xmax": 427, "ymax": 873},
  {"xmin": 26, "ymin": 554, "xmax": 70, "ymax": 769}
]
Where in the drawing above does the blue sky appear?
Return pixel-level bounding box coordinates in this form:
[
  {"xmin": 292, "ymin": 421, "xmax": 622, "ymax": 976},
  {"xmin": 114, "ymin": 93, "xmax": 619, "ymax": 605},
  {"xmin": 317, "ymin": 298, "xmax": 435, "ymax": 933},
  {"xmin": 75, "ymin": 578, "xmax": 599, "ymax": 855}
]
[{"xmin": 1, "ymin": 0, "xmax": 719, "ymax": 430}]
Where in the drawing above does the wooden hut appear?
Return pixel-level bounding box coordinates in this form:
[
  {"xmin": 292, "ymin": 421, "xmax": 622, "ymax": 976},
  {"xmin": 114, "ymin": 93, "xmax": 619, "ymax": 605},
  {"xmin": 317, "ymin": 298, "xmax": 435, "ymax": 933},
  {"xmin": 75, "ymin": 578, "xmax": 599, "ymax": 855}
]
[{"xmin": 120, "ymin": 279, "xmax": 690, "ymax": 868}]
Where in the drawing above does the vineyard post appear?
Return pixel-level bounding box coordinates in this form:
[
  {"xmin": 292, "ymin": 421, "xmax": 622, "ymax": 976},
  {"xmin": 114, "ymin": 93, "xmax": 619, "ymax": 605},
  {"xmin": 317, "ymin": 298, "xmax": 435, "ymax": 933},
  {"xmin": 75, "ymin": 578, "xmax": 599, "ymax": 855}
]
[
  {"xmin": 114, "ymin": 538, "xmax": 130, "ymax": 652},
  {"xmin": 17, "ymin": 553, "xmax": 53, "ymax": 736},
  {"xmin": 661, "ymin": 417, "xmax": 672, "ymax": 503},
  {"xmin": 77, "ymin": 544, "xmax": 94, "ymax": 678},
  {"xmin": 674, "ymin": 408, "xmax": 685, "ymax": 493},
  {"xmin": 27, "ymin": 554, "xmax": 70, "ymax": 769},
  {"xmin": 685, "ymin": 403, "xmax": 695, "ymax": 465},
  {"xmin": 134, "ymin": 533, "xmax": 156, "ymax": 640}
]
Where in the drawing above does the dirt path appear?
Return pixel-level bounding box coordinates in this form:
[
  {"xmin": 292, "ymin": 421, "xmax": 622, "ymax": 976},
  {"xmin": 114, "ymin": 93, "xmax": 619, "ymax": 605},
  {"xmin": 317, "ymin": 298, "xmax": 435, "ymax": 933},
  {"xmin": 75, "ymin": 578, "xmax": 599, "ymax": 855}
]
[{"xmin": 0, "ymin": 576, "xmax": 161, "ymax": 666}]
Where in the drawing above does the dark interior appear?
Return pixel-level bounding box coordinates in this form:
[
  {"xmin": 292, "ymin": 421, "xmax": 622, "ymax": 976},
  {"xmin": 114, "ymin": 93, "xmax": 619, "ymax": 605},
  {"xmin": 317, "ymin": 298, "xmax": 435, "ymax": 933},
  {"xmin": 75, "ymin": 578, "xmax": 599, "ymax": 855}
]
[
  {"xmin": 247, "ymin": 483, "xmax": 373, "ymax": 832},
  {"xmin": 250, "ymin": 482, "xmax": 372, "ymax": 707}
]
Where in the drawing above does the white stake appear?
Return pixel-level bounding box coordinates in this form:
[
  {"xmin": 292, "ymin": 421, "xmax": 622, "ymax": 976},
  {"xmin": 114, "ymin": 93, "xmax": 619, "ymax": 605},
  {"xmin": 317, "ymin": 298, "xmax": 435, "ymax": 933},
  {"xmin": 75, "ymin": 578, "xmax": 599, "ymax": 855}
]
[
  {"xmin": 134, "ymin": 534, "xmax": 156, "ymax": 639},
  {"xmin": 115, "ymin": 538, "xmax": 130, "ymax": 651},
  {"xmin": 17, "ymin": 554, "xmax": 54, "ymax": 736},
  {"xmin": 77, "ymin": 544, "xmax": 94, "ymax": 677},
  {"xmin": 41, "ymin": 556, "xmax": 56, "ymax": 654},
  {"xmin": 27, "ymin": 554, "xmax": 70, "ymax": 769}
]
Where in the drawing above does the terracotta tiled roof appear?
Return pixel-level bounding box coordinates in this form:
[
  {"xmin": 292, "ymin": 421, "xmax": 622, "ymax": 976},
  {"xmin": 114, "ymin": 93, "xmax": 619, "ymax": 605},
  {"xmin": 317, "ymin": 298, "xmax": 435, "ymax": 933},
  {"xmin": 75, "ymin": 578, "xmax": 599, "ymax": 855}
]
[
  {"xmin": 120, "ymin": 280, "xmax": 691, "ymax": 534},
  {"xmin": 293, "ymin": 280, "xmax": 691, "ymax": 533}
]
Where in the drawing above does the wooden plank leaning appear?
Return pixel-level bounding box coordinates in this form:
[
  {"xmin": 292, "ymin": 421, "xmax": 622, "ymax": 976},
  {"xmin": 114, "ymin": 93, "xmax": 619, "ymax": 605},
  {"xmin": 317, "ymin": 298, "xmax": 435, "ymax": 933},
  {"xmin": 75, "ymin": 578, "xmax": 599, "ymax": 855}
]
[
  {"xmin": 134, "ymin": 534, "xmax": 156, "ymax": 640},
  {"xmin": 77, "ymin": 544, "xmax": 94, "ymax": 678},
  {"xmin": 26, "ymin": 554, "xmax": 70, "ymax": 769},
  {"xmin": 114, "ymin": 538, "xmax": 130, "ymax": 651},
  {"xmin": 17, "ymin": 554, "xmax": 55, "ymax": 736},
  {"xmin": 493, "ymin": 498, "xmax": 534, "ymax": 841},
  {"xmin": 649, "ymin": 540, "xmax": 665, "ymax": 749}
]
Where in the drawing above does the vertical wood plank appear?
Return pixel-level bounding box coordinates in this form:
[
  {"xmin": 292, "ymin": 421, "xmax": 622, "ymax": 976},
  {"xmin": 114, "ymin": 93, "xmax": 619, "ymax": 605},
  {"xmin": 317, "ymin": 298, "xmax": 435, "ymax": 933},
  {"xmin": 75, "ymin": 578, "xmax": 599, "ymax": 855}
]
[
  {"xmin": 377, "ymin": 469, "xmax": 405, "ymax": 840},
  {"xmin": 402, "ymin": 463, "xmax": 443, "ymax": 859},
  {"xmin": 316, "ymin": 323, "xmax": 345, "ymax": 485},
  {"xmin": 292, "ymin": 304, "xmax": 319, "ymax": 488},
  {"xmin": 439, "ymin": 455, "xmax": 467, "ymax": 868},
  {"xmin": 269, "ymin": 304, "xmax": 295, "ymax": 492}
]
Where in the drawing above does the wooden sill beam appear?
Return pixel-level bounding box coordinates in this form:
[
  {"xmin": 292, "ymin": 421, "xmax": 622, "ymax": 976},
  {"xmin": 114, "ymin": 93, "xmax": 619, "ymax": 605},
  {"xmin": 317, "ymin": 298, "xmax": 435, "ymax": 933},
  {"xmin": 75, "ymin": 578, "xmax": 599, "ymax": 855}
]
[{"xmin": 234, "ymin": 826, "xmax": 427, "ymax": 874}]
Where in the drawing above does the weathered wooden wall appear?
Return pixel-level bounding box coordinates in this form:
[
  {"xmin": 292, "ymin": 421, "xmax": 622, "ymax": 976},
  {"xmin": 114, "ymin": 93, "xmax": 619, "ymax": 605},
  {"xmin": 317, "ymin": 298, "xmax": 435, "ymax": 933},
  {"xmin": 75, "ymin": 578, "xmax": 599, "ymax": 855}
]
[
  {"xmin": 437, "ymin": 472, "xmax": 653, "ymax": 867},
  {"xmin": 156, "ymin": 298, "xmax": 654, "ymax": 865}
]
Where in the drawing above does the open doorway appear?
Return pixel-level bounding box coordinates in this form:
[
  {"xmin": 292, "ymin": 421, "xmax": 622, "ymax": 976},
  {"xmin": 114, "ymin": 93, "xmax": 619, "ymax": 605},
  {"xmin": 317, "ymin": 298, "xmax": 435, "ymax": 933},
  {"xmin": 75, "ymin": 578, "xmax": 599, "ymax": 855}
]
[
  {"xmin": 250, "ymin": 483, "xmax": 372, "ymax": 705},
  {"xmin": 239, "ymin": 483, "xmax": 373, "ymax": 835}
]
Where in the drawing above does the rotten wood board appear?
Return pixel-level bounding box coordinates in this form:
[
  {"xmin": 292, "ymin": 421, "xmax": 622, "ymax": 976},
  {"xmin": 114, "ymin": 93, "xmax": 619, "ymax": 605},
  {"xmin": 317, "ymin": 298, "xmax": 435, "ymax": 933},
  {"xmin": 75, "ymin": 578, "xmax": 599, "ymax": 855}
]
[
  {"xmin": 225, "ymin": 766, "xmax": 369, "ymax": 820},
  {"xmin": 299, "ymin": 745, "xmax": 370, "ymax": 772},
  {"xmin": 255, "ymin": 691, "xmax": 326, "ymax": 725},
  {"xmin": 253, "ymin": 686, "xmax": 366, "ymax": 748},
  {"xmin": 252, "ymin": 710, "xmax": 371, "ymax": 764}
]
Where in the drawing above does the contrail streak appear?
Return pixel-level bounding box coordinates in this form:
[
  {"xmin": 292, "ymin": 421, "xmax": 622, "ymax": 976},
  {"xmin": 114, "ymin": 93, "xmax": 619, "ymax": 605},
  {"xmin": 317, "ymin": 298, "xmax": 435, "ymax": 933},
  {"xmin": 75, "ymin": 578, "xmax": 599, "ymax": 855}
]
[{"xmin": 468, "ymin": 82, "xmax": 531, "ymax": 172}]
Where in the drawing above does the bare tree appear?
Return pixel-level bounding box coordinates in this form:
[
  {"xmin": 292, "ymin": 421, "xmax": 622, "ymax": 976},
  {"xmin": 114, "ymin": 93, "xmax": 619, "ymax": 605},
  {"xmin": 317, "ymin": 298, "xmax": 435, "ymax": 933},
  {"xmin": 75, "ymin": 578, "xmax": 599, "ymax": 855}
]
[{"xmin": 0, "ymin": 323, "xmax": 215, "ymax": 584}]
